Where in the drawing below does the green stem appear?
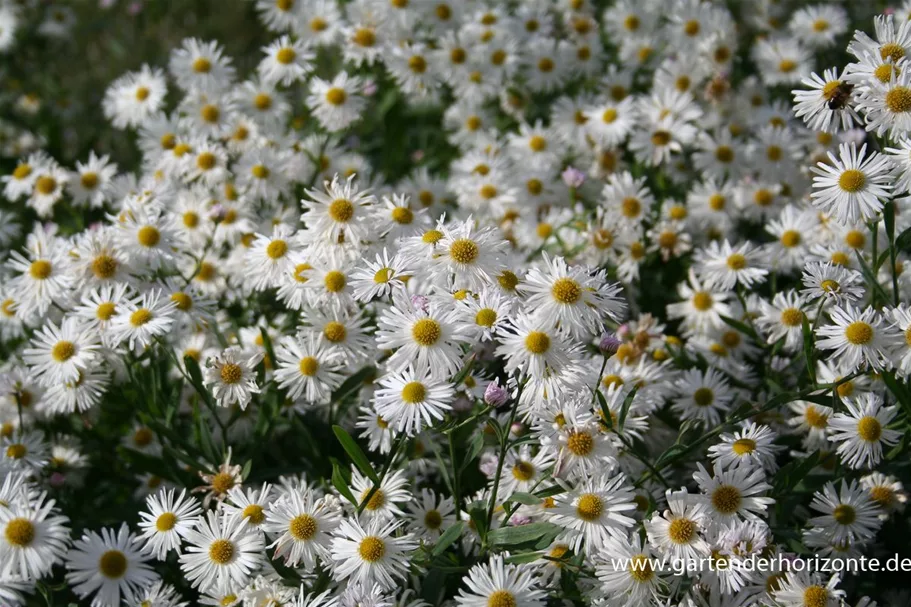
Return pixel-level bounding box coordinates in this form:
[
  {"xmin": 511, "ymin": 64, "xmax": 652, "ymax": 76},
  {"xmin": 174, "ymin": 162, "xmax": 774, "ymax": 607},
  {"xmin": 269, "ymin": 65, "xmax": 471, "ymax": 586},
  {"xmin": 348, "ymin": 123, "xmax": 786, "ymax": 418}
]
[
  {"xmin": 486, "ymin": 380, "xmax": 524, "ymax": 531},
  {"xmin": 357, "ymin": 433, "xmax": 406, "ymax": 515}
]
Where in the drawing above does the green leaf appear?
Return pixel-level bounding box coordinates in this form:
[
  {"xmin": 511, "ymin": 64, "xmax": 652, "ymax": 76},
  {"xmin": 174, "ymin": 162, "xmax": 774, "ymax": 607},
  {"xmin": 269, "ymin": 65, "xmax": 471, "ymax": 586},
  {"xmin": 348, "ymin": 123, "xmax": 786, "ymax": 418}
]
[
  {"xmin": 487, "ymin": 522, "xmax": 561, "ymax": 548},
  {"xmin": 331, "ymin": 366, "xmax": 375, "ymax": 404},
  {"xmin": 801, "ymin": 314, "xmax": 817, "ymax": 384},
  {"xmin": 451, "ymin": 353, "xmax": 476, "ymax": 385},
  {"xmin": 507, "ymin": 492, "xmax": 542, "ymax": 505},
  {"xmin": 331, "ymin": 460, "xmax": 357, "ymax": 506},
  {"xmin": 595, "ymin": 389, "xmax": 612, "ymax": 430},
  {"xmin": 719, "ymin": 314, "xmax": 757, "ymax": 340},
  {"xmin": 184, "ymin": 355, "xmax": 215, "ymax": 408},
  {"xmin": 618, "ymin": 387, "xmax": 638, "ymax": 431},
  {"xmin": 505, "ymin": 552, "xmax": 544, "ymax": 564},
  {"xmin": 468, "ymin": 503, "xmax": 488, "ymax": 540},
  {"xmin": 241, "ymin": 459, "xmax": 253, "ymax": 481},
  {"xmin": 431, "ymin": 521, "xmax": 465, "ymax": 556},
  {"xmin": 332, "ymin": 425, "xmax": 379, "ymax": 483},
  {"xmin": 896, "ymin": 226, "xmax": 911, "ymax": 251}
]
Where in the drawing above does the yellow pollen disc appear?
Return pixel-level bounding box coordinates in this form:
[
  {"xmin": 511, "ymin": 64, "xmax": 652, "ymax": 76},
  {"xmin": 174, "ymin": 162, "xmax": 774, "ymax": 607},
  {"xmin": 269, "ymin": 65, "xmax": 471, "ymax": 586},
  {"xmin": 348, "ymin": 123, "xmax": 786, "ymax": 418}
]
[
  {"xmin": 832, "ymin": 504, "xmax": 856, "ymax": 525},
  {"xmin": 358, "ymin": 536, "xmax": 386, "ymax": 562},
  {"xmin": 529, "ymin": 136, "xmax": 547, "ymax": 152},
  {"xmin": 780, "ymin": 230, "xmax": 801, "ymax": 248},
  {"xmin": 668, "ymin": 518, "xmax": 696, "ymax": 544},
  {"xmin": 512, "ymin": 460, "xmax": 535, "ymax": 481},
  {"xmin": 475, "ymin": 308, "xmax": 497, "ymax": 327},
  {"xmin": 711, "ymin": 485, "xmax": 742, "ymax": 514},
  {"xmin": 881, "ymin": 42, "xmax": 906, "ymax": 62},
  {"xmin": 220, "ymin": 595, "xmax": 238, "ymax": 607},
  {"xmin": 844, "ymin": 321, "xmax": 873, "ymax": 345},
  {"xmin": 4, "ymin": 518, "xmax": 35, "ymax": 546},
  {"xmin": 436, "ymin": 4, "xmax": 452, "ymax": 20},
  {"xmin": 208, "ymin": 539, "xmax": 235, "ymax": 564},
  {"xmin": 238, "ymin": 504, "xmax": 264, "ymax": 525},
  {"xmin": 732, "ymin": 438, "xmax": 756, "ymax": 455},
  {"xmin": 498, "ymin": 271, "xmax": 519, "ymax": 291},
  {"xmin": 805, "ymin": 406, "xmax": 828, "ymax": 429},
  {"xmin": 684, "ymin": 19, "xmax": 700, "ymax": 35},
  {"xmin": 778, "ymin": 59, "xmax": 797, "ymax": 73},
  {"xmin": 726, "ymin": 253, "xmax": 747, "ymax": 270},
  {"xmin": 220, "ymin": 363, "xmax": 243, "ymax": 385},
  {"xmin": 537, "ymin": 57, "xmax": 554, "ymax": 72},
  {"xmin": 12, "ymin": 164, "xmax": 32, "ymax": 179},
  {"xmin": 551, "ymin": 277, "xmax": 582, "ymax": 304},
  {"xmin": 290, "ymin": 514, "xmax": 317, "ymax": 539},
  {"xmin": 408, "ymin": 55, "xmax": 427, "ymax": 73},
  {"xmin": 412, "ymin": 318, "xmax": 442, "ymax": 346},
  {"xmin": 324, "ymin": 270, "xmax": 346, "ymax": 292},
  {"xmin": 133, "ymin": 427, "xmax": 153, "ymax": 447},
  {"xmin": 479, "ymin": 184, "xmax": 498, "ymax": 199},
  {"xmin": 870, "ymin": 486, "xmax": 895, "ymax": 508},
  {"xmin": 401, "ymin": 381, "xmax": 426, "ymax": 404},
  {"xmin": 524, "ymin": 331, "xmax": 550, "ymax": 354},
  {"xmin": 487, "ymin": 590, "xmax": 516, "ymax": 607},
  {"xmin": 422, "ymin": 229, "xmax": 443, "ymax": 244},
  {"xmin": 857, "ymin": 416, "xmax": 882, "ymax": 442},
  {"xmin": 449, "ymin": 239, "xmax": 479, "ymax": 264},
  {"xmin": 692, "ymin": 291, "xmax": 713, "ymax": 311},
  {"xmin": 1, "ymin": 299, "xmax": 16, "ymax": 318},
  {"xmin": 391, "ymin": 206, "xmax": 413, "ymax": 224},
  {"xmin": 81, "ymin": 172, "xmax": 99, "ymax": 189},
  {"xmin": 353, "ymin": 28, "xmax": 376, "ymax": 47},
  {"xmin": 754, "ymin": 189, "xmax": 773, "ymax": 206},
  {"xmin": 822, "ymin": 80, "xmax": 841, "ymax": 99},
  {"xmin": 490, "ymin": 49, "xmax": 507, "ymax": 66},
  {"xmin": 52, "ymin": 340, "xmax": 76, "ymax": 362},
  {"xmin": 621, "ymin": 197, "xmax": 641, "ymax": 218},
  {"xmin": 708, "ymin": 194, "xmax": 726, "ymax": 210},
  {"xmin": 373, "ymin": 268, "xmax": 392, "ymax": 284},
  {"xmin": 299, "ymin": 356, "xmax": 319, "ymax": 377},
  {"xmin": 419, "ymin": 509, "xmax": 442, "ymax": 531},
  {"xmin": 693, "ymin": 387, "xmax": 714, "ymax": 407},
  {"xmin": 192, "ymin": 57, "xmax": 212, "ymax": 73},
  {"xmin": 329, "ymin": 198, "xmax": 354, "ymax": 222},
  {"xmin": 156, "ymin": 512, "xmax": 177, "ymax": 531},
  {"xmin": 323, "ymin": 321, "xmax": 346, "ymax": 343},
  {"xmin": 803, "ymin": 586, "xmax": 828, "ymax": 607},
  {"xmin": 35, "ymin": 176, "xmax": 57, "ymax": 195},
  {"xmin": 211, "ymin": 472, "xmax": 235, "ymax": 493},
  {"xmin": 780, "ymin": 308, "xmax": 803, "ymax": 327},
  {"xmin": 99, "ymin": 550, "xmax": 128, "ymax": 578},
  {"xmin": 183, "ymin": 212, "xmax": 200, "ymax": 228},
  {"xmin": 130, "ymin": 308, "xmax": 152, "ymax": 326},
  {"xmin": 254, "ymin": 92, "xmax": 272, "ymax": 110},
  {"xmin": 29, "ymin": 259, "xmax": 52, "ymax": 279},
  {"xmin": 173, "ymin": 143, "xmax": 191, "ymax": 157},
  {"xmin": 766, "ymin": 145, "xmax": 782, "ymax": 162},
  {"xmin": 572, "ymin": 493, "xmax": 603, "ymax": 523},
  {"xmin": 886, "ymin": 86, "xmax": 911, "ymax": 113},
  {"xmin": 715, "ymin": 146, "xmax": 734, "ymax": 163},
  {"xmin": 251, "ymin": 164, "xmax": 270, "ymax": 179},
  {"xmin": 200, "ymin": 104, "xmax": 220, "ymax": 123},
  {"xmin": 137, "ymin": 226, "xmax": 160, "ymax": 247},
  {"xmin": 160, "ymin": 133, "xmax": 176, "ymax": 150},
  {"xmin": 838, "ymin": 169, "xmax": 866, "ymax": 193},
  {"xmin": 6, "ymin": 444, "xmax": 26, "ymax": 459},
  {"xmin": 651, "ymin": 130, "xmax": 671, "ymax": 145},
  {"xmin": 875, "ymin": 63, "xmax": 899, "ymax": 83},
  {"xmin": 567, "ymin": 431, "xmax": 593, "ymax": 456},
  {"xmin": 276, "ymin": 47, "xmax": 296, "ymax": 64},
  {"xmin": 628, "ymin": 554, "xmax": 654, "ymax": 582},
  {"xmin": 196, "ymin": 152, "xmax": 216, "ymax": 171},
  {"xmin": 658, "ymin": 231, "xmax": 677, "ymax": 249},
  {"xmin": 171, "ymin": 292, "xmax": 193, "ymax": 311},
  {"xmin": 830, "ymin": 252, "xmax": 849, "ymax": 266},
  {"xmin": 266, "ymin": 239, "xmax": 288, "ymax": 259}
]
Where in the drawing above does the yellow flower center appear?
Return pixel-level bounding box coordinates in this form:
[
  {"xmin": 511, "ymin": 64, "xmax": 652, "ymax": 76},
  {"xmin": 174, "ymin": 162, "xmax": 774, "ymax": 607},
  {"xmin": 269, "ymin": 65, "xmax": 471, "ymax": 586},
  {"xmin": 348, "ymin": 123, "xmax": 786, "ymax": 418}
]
[
  {"xmin": 52, "ymin": 340, "xmax": 76, "ymax": 362},
  {"xmin": 886, "ymin": 86, "xmax": 911, "ymax": 113},
  {"xmin": 358, "ymin": 535, "xmax": 386, "ymax": 562},
  {"xmin": 353, "ymin": 28, "xmax": 376, "ymax": 47},
  {"xmin": 251, "ymin": 164, "xmax": 270, "ymax": 179},
  {"xmin": 844, "ymin": 321, "xmax": 873, "ymax": 345},
  {"xmin": 780, "ymin": 308, "xmax": 803, "ymax": 327},
  {"xmin": 449, "ymin": 239, "xmax": 479, "ymax": 264},
  {"xmin": 193, "ymin": 57, "xmax": 212, "ymax": 73},
  {"xmin": 220, "ymin": 363, "xmax": 243, "ymax": 385},
  {"xmin": 29, "ymin": 260, "xmax": 52, "ymax": 279},
  {"xmin": 299, "ymin": 356, "xmax": 319, "ymax": 377},
  {"xmin": 290, "ymin": 514, "xmax": 318, "ymax": 539},
  {"xmin": 35, "ymin": 176, "xmax": 57, "ymax": 195},
  {"xmin": 99, "ymin": 550, "xmax": 128, "ymax": 578},
  {"xmin": 576, "ymin": 493, "xmax": 603, "ymax": 521},
  {"xmin": 200, "ymin": 104, "xmax": 220, "ymax": 123},
  {"xmin": 693, "ymin": 387, "xmax": 714, "ymax": 407},
  {"xmin": 208, "ymin": 539, "xmax": 235, "ymax": 564},
  {"xmin": 324, "ymin": 270, "xmax": 346, "ymax": 292},
  {"xmin": 475, "ymin": 308, "xmax": 497, "ymax": 327},
  {"xmin": 130, "ymin": 308, "xmax": 152, "ymax": 326},
  {"xmin": 711, "ymin": 485, "xmax": 742, "ymax": 514},
  {"xmin": 567, "ymin": 430, "xmax": 594, "ymax": 456},
  {"xmin": 838, "ymin": 169, "xmax": 866, "ymax": 193},
  {"xmin": 211, "ymin": 472, "xmax": 235, "ymax": 494},
  {"xmin": 524, "ymin": 331, "xmax": 550, "ymax": 354},
  {"xmin": 4, "ymin": 518, "xmax": 35, "ymax": 546},
  {"xmin": 412, "ymin": 318, "xmax": 441, "ymax": 346},
  {"xmin": 487, "ymin": 591, "xmax": 516, "ymax": 607},
  {"xmin": 551, "ymin": 277, "xmax": 582, "ymax": 304},
  {"xmin": 732, "ymin": 438, "xmax": 756, "ymax": 455},
  {"xmin": 401, "ymin": 381, "xmax": 426, "ymax": 404},
  {"xmin": 857, "ymin": 416, "xmax": 882, "ymax": 442},
  {"xmin": 137, "ymin": 226, "xmax": 160, "ymax": 247},
  {"xmin": 726, "ymin": 253, "xmax": 747, "ymax": 270},
  {"xmin": 668, "ymin": 518, "xmax": 696, "ymax": 544},
  {"xmin": 803, "ymin": 585, "xmax": 828, "ymax": 607},
  {"xmin": 276, "ymin": 47, "xmax": 296, "ymax": 64},
  {"xmin": 156, "ymin": 512, "xmax": 177, "ymax": 531},
  {"xmin": 266, "ymin": 240, "xmax": 288, "ymax": 259}
]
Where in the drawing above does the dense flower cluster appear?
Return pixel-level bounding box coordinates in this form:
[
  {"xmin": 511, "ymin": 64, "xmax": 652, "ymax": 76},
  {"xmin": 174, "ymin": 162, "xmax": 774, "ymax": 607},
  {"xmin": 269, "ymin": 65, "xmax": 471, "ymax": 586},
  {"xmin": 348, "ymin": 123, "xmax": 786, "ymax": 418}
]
[{"xmin": 1, "ymin": 1, "xmax": 911, "ymax": 607}]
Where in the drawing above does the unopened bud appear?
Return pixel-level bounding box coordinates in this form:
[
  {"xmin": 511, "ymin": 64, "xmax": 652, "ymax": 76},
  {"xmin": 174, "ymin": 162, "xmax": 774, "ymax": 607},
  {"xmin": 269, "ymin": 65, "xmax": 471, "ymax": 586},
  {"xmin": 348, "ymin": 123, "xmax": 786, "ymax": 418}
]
[
  {"xmin": 561, "ymin": 166, "xmax": 586, "ymax": 189},
  {"xmin": 484, "ymin": 381, "xmax": 509, "ymax": 408},
  {"xmin": 599, "ymin": 332, "xmax": 622, "ymax": 355}
]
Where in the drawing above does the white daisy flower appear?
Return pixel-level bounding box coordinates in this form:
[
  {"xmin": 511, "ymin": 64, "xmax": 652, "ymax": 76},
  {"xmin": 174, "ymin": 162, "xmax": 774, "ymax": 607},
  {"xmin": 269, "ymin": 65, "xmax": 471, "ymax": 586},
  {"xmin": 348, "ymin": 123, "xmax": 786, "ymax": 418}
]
[
  {"xmin": 0, "ymin": 490, "xmax": 70, "ymax": 580},
  {"xmin": 828, "ymin": 393, "xmax": 900, "ymax": 470},
  {"xmin": 816, "ymin": 305, "xmax": 899, "ymax": 372},
  {"xmin": 455, "ymin": 554, "xmax": 545, "ymax": 607},
  {"xmin": 693, "ymin": 462, "xmax": 774, "ymax": 523},
  {"xmin": 810, "ymin": 143, "xmax": 893, "ymax": 224},
  {"xmin": 137, "ymin": 488, "xmax": 202, "ymax": 560},
  {"xmin": 178, "ymin": 511, "xmax": 264, "ymax": 592},
  {"xmin": 306, "ymin": 73, "xmax": 366, "ymax": 132},
  {"xmin": 329, "ymin": 517, "xmax": 417, "ymax": 591},
  {"xmin": 65, "ymin": 523, "xmax": 159, "ymax": 606},
  {"xmin": 808, "ymin": 479, "xmax": 883, "ymax": 544},
  {"xmin": 204, "ymin": 347, "xmax": 263, "ymax": 410},
  {"xmin": 548, "ymin": 473, "xmax": 636, "ymax": 556},
  {"xmin": 274, "ymin": 332, "xmax": 345, "ymax": 405},
  {"xmin": 264, "ymin": 488, "xmax": 341, "ymax": 569},
  {"xmin": 645, "ymin": 489, "xmax": 710, "ymax": 562},
  {"xmin": 22, "ymin": 317, "xmax": 100, "ymax": 387}
]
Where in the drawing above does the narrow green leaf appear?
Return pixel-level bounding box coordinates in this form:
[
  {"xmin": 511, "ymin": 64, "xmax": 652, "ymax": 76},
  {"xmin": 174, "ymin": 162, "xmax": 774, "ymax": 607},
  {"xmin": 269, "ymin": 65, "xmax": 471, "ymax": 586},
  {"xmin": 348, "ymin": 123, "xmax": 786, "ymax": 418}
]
[
  {"xmin": 801, "ymin": 314, "xmax": 817, "ymax": 384},
  {"xmin": 719, "ymin": 315, "xmax": 757, "ymax": 340},
  {"xmin": 460, "ymin": 432, "xmax": 484, "ymax": 474},
  {"xmin": 505, "ymin": 552, "xmax": 544, "ymax": 564},
  {"xmin": 241, "ymin": 459, "xmax": 253, "ymax": 481},
  {"xmin": 331, "ymin": 460, "xmax": 358, "ymax": 506},
  {"xmin": 184, "ymin": 355, "xmax": 214, "ymax": 408},
  {"xmin": 468, "ymin": 503, "xmax": 488, "ymax": 540},
  {"xmin": 487, "ymin": 522, "xmax": 561, "ymax": 547},
  {"xmin": 332, "ymin": 425, "xmax": 379, "ymax": 483},
  {"xmin": 507, "ymin": 492, "xmax": 542, "ymax": 506},
  {"xmin": 595, "ymin": 389, "xmax": 612, "ymax": 430},
  {"xmin": 431, "ymin": 521, "xmax": 465, "ymax": 556},
  {"xmin": 618, "ymin": 387, "xmax": 638, "ymax": 431}
]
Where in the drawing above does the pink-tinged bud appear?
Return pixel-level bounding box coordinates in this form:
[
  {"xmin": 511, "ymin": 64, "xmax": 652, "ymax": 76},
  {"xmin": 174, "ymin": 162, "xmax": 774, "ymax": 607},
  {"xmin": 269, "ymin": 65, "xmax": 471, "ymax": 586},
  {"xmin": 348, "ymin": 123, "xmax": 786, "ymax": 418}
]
[
  {"xmin": 599, "ymin": 332, "xmax": 622, "ymax": 355},
  {"xmin": 484, "ymin": 381, "xmax": 509, "ymax": 408},
  {"xmin": 508, "ymin": 513, "xmax": 533, "ymax": 526},
  {"xmin": 885, "ymin": 7, "xmax": 896, "ymax": 15},
  {"xmin": 49, "ymin": 472, "xmax": 66, "ymax": 488},
  {"xmin": 411, "ymin": 150, "xmax": 425, "ymax": 162},
  {"xmin": 128, "ymin": 1, "xmax": 144, "ymax": 15},
  {"xmin": 411, "ymin": 295, "xmax": 430, "ymax": 313},
  {"xmin": 363, "ymin": 80, "xmax": 378, "ymax": 97},
  {"xmin": 208, "ymin": 203, "xmax": 226, "ymax": 223},
  {"xmin": 479, "ymin": 451, "xmax": 498, "ymax": 477},
  {"xmin": 561, "ymin": 166, "xmax": 586, "ymax": 188}
]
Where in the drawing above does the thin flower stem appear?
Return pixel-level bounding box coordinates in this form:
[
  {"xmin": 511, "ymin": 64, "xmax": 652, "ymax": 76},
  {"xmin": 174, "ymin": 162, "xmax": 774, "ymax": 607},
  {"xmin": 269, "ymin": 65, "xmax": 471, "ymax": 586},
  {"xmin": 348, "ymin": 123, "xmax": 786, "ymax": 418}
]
[
  {"xmin": 485, "ymin": 379, "xmax": 525, "ymax": 532},
  {"xmin": 357, "ymin": 432, "xmax": 407, "ymax": 515}
]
